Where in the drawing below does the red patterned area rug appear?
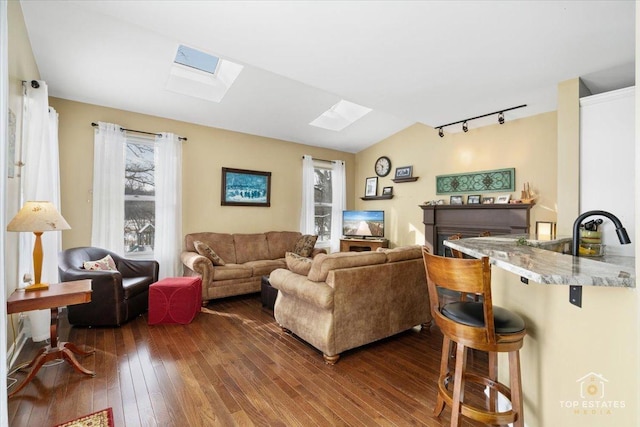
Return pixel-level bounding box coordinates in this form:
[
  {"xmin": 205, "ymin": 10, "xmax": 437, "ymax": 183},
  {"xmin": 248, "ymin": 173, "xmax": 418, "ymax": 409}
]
[{"xmin": 54, "ymin": 407, "xmax": 114, "ymax": 427}]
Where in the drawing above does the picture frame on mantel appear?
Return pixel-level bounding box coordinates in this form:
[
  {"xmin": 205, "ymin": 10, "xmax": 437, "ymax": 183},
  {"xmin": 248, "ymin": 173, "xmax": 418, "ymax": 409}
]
[
  {"xmin": 495, "ymin": 194, "xmax": 511, "ymax": 204},
  {"xmin": 450, "ymin": 195, "xmax": 463, "ymax": 205},
  {"xmin": 365, "ymin": 177, "xmax": 378, "ymax": 197},
  {"xmin": 467, "ymin": 195, "xmax": 481, "ymax": 204}
]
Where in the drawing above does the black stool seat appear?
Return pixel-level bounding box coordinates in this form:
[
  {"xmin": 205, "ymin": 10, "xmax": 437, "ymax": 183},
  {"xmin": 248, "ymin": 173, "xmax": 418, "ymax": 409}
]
[{"xmin": 442, "ymin": 302, "xmax": 525, "ymax": 334}]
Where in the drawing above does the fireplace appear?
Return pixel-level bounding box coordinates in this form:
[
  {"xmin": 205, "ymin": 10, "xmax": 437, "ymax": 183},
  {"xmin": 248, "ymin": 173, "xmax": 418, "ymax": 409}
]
[{"xmin": 420, "ymin": 204, "xmax": 533, "ymax": 255}]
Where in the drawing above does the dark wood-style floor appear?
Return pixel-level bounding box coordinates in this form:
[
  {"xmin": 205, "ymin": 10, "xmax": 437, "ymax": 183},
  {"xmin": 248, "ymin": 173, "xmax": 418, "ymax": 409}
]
[{"xmin": 7, "ymin": 294, "xmax": 489, "ymax": 426}]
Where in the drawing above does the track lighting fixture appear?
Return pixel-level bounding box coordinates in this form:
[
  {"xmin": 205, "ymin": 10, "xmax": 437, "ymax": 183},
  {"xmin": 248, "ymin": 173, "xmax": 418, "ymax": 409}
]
[{"xmin": 435, "ymin": 104, "xmax": 526, "ymax": 136}]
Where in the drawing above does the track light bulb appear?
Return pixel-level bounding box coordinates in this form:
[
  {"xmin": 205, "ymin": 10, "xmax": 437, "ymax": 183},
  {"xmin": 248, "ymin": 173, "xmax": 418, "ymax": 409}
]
[
  {"xmin": 462, "ymin": 121, "xmax": 468, "ymax": 132},
  {"xmin": 498, "ymin": 112, "xmax": 505, "ymax": 124},
  {"xmin": 438, "ymin": 127, "xmax": 444, "ymax": 138}
]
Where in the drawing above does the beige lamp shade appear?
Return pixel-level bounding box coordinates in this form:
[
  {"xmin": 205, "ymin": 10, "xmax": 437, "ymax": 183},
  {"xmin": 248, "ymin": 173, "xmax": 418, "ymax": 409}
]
[
  {"xmin": 7, "ymin": 201, "xmax": 71, "ymax": 232},
  {"xmin": 7, "ymin": 201, "xmax": 71, "ymax": 291}
]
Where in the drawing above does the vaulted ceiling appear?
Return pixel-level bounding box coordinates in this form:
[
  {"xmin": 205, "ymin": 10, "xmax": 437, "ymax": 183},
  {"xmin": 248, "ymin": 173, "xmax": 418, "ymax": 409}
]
[{"xmin": 20, "ymin": 1, "xmax": 635, "ymax": 153}]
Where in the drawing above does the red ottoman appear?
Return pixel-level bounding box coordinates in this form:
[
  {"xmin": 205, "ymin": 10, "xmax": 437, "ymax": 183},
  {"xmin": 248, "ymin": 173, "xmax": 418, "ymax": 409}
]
[{"xmin": 148, "ymin": 277, "xmax": 202, "ymax": 325}]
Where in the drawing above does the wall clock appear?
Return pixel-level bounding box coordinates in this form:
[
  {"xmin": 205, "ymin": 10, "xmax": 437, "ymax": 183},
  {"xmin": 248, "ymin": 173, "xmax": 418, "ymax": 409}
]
[{"xmin": 375, "ymin": 156, "xmax": 391, "ymax": 177}]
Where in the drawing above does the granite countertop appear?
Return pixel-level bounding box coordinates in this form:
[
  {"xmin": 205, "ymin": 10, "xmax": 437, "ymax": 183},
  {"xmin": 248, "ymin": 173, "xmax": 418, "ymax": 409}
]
[{"xmin": 444, "ymin": 235, "xmax": 635, "ymax": 288}]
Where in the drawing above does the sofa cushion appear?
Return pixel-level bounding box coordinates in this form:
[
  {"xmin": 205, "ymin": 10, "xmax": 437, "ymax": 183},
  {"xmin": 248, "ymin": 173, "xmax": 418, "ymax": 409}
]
[
  {"xmin": 244, "ymin": 259, "xmax": 287, "ymax": 277},
  {"xmin": 285, "ymin": 252, "xmax": 313, "ymax": 276},
  {"xmin": 83, "ymin": 254, "xmax": 117, "ymax": 271},
  {"xmin": 194, "ymin": 241, "xmax": 226, "ymax": 266},
  {"xmin": 234, "ymin": 233, "xmax": 270, "ymax": 264},
  {"xmin": 293, "ymin": 234, "xmax": 318, "ymax": 257},
  {"xmin": 211, "ymin": 264, "xmax": 253, "ymax": 281},
  {"xmin": 377, "ymin": 245, "xmax": 423, "ymax": 262},
  {"xmin": 185, "ymin": 232, "xmax": 237, "ymax": 264},
  {"xmin": 266, "ymin": 231, "xmax": 301, "ymax": 259},
  {"xmin": 307, "ymin": 251, "xmax": 387, "ymax": 282}
]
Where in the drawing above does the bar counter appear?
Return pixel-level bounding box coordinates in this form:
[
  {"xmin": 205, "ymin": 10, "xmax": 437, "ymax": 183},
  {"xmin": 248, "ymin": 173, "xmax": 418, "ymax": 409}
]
[{"xmin": 444, "ymin": 235, "xmax": 635, "ymax": 288}]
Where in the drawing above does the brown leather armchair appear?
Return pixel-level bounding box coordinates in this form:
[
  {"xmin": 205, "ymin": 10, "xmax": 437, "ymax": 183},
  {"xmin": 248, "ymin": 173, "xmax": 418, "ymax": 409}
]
[{"xmin": 58, "ymin": 247, "xmax": 159, "ymax": 326}]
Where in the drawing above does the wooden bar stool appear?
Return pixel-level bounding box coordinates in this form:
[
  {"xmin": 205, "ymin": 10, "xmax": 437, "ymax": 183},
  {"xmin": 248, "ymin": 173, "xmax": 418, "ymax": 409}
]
[{"xmin": 422, "ymin": 248, "xmax": 526, "ymax": 427}]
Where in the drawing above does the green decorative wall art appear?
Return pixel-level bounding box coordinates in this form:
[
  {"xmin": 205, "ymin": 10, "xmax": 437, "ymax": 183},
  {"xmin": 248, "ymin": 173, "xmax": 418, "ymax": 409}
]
[{"xmin": 436, "ymin": 168, "xmax": 515, "ymax": 194}]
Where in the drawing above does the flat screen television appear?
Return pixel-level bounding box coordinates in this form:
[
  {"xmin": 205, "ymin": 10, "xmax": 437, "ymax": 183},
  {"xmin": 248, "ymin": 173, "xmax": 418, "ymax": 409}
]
[{"xmin": 342, "ymin": 210, "xmax": 385, "ymax": 238}]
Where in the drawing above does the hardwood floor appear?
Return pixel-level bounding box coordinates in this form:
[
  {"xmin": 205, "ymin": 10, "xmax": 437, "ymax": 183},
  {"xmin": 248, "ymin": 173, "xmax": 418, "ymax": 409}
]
[{"xmin": 7, "ymin": 294, "xmax": 489, "ymax": 426}]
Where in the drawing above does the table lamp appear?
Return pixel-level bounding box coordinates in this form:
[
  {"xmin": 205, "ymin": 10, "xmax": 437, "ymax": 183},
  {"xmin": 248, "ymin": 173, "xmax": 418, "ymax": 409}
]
[{"xmin": 6, "ymin": 201, "xmax": 71, "ymax": 292}]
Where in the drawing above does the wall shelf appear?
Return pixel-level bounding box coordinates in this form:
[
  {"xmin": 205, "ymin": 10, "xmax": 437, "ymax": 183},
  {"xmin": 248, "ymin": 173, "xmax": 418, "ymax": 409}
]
[
  {"xmin": 361, "ymin": 195, "xmax": 393, "ymax": 200},
  {"xmin": 392, "ymin": 177, "xmax": 419, "ymax": 183}
]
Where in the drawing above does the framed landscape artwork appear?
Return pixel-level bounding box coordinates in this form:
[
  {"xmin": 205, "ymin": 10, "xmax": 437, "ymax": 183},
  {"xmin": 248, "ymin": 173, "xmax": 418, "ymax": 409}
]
[{"xmin": 221, "ymin": 167, "xmax": 271, "ymax": 207}]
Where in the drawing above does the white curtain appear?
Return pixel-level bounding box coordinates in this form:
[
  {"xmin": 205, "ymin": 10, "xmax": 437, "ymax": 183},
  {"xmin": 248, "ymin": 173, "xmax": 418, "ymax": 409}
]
[
  {"xmin": 20, "ymin": 81, "xmax": 63, "ymax": 341},
  {"xmin": 154, "ymin": 132, "xmax": 182, "ymax": 278},
  {"xmin": 91, "ymin": 122, "xmax": 125, "ymax": 254},
  {"xmin": 0, "ymin": 1, "xmax": 9, "ymax": 419},
  {"xmin": 330, "ymin": 160, "xmax": 346, "ymax": 253},
  {"xmin": 300, "ymin": 155, "xmax": 315, "ymax": 234}
]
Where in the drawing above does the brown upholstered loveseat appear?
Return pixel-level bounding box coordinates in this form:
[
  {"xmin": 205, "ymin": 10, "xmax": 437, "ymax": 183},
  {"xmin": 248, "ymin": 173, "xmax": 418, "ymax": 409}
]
[
  {"xmin": 181, "ymin": 231, "xmax": 324, "ymax": 304},
  {"xmin": 269, "ymin": 245, "xmax": 432, "ymax": 364}
]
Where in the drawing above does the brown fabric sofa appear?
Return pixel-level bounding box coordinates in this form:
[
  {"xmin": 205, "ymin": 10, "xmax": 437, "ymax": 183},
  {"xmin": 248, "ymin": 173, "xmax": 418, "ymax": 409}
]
[
  {"xmin": 181, "ymin": 231, "xmax": 324, "ymax": 304},
  {"xmin": 269, "ymin": 245, "xmax": 432, "ymax": 364}
]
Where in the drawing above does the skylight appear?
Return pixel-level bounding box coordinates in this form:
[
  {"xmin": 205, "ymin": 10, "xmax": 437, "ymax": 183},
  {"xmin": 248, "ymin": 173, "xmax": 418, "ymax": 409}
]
[
  {"xmin": 309, "ymin": 100, "xmax": 372, "ymax": 131},
  {"xmin": 174, "ymin": 44, "xmax": 219, "ymax": 74},
  {"xmin": 166, "ymin": 45, "xmax": 243, "ymax": 103}
]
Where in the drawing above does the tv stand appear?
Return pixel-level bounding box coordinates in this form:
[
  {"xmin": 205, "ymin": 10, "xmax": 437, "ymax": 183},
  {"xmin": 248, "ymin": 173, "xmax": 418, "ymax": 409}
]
[{"xmin": 340, "ymin": 238, "xmax": 389, "ymax": 252}]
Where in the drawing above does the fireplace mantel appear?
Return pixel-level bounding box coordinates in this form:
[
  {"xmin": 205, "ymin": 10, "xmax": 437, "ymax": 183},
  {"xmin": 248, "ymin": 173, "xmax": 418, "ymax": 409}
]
[{"xmin": 420, "ymin": 203, "xmax": 533, "ymax": 254}]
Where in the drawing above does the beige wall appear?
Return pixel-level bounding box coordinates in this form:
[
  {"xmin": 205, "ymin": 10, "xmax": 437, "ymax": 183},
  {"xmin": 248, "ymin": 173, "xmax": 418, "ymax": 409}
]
[
  {"xmin": 50, "ymin": 97, "xmax": 356, "ymax": 249},
  {"xmin": 354, "ymin": 112, "xmax": 558, "ymax": 248}
]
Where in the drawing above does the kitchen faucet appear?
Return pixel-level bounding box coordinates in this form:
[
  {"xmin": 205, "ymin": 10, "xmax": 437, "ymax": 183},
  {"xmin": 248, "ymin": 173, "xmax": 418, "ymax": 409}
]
[{"xmin": 572, "ymin": 210, "xmax": 631, "ymax": 256}]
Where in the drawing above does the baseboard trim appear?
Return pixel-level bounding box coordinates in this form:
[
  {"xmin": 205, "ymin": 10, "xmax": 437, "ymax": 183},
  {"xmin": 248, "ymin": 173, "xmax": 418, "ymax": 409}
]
[{"xmin": 6, "ymin": 317, "xmax": 27, "ymax": 371}]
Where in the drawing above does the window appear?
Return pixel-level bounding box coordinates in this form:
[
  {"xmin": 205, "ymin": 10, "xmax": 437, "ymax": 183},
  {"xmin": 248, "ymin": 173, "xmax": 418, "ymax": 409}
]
[
  {"xmin": 166, "ymin": 44, "xmax": 243, "ymax": 103},
  {"xmin": 124, "ymin": 137, "xmax": 155, "ymax": 256},
  {"xmin": 313, "ymin": 161, "xmax": 333, "ymax": 245},
  {"xmin": 174, "ymin": 44, "xmax": 220, "ymax": 74},
  {"xmin": 301, "ymin": 156, "xmax": 345, "ymax": 252},
  {"xmin": 309, "ymin": 99, "xmax": 373, "ymax": 131}
]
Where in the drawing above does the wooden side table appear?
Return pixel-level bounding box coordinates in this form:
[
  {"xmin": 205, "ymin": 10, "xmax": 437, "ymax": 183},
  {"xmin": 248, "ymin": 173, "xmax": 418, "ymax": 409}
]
[{"xmin": 7, "ymin": 279, "xmax": 95, "ymax": 397}]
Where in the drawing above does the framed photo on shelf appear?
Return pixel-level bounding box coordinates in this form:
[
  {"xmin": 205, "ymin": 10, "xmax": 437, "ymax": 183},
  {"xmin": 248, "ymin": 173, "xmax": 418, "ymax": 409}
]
[
  {"xmin": 382, "ymin": 186, "xmax": 393, "ymax": 196},
  {"xmin": 467, "ymin": 195, "xmax": 481, "ymax": 204},
  {"xmin": 365, "ymin": 177, "xmax": 378, "ymax": 197},
  {"xmin": 495, "ymin": 194, "xmax": 511, "ymax": 204},
  {"xmin": 394, "ymin": 166, "xmax": 413, "ymax": 179},
  {"xmin": 482, "ymin": 196, "xmax": 495, "ymax": 204},
  {"xmin": 450, "ymin": 195, "xmax": 463, "ymax": 205},
  {"xmin": 221, "ymin": 167, "xmax": 271, "ymax": 207}
]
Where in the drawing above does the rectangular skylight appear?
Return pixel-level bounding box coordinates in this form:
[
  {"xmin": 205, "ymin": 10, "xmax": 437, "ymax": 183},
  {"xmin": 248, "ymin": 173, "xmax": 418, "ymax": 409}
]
[
  {"xmin": 174, "ymin": 44, "xmax": 219, "ymax": 74},
  {"xmin": 310, "ymin": 100, "xmax": 373, "ymax": 131},
  {"xmin": 166, "ymin": 45, "xmax": 243, "ymax": 103}
]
